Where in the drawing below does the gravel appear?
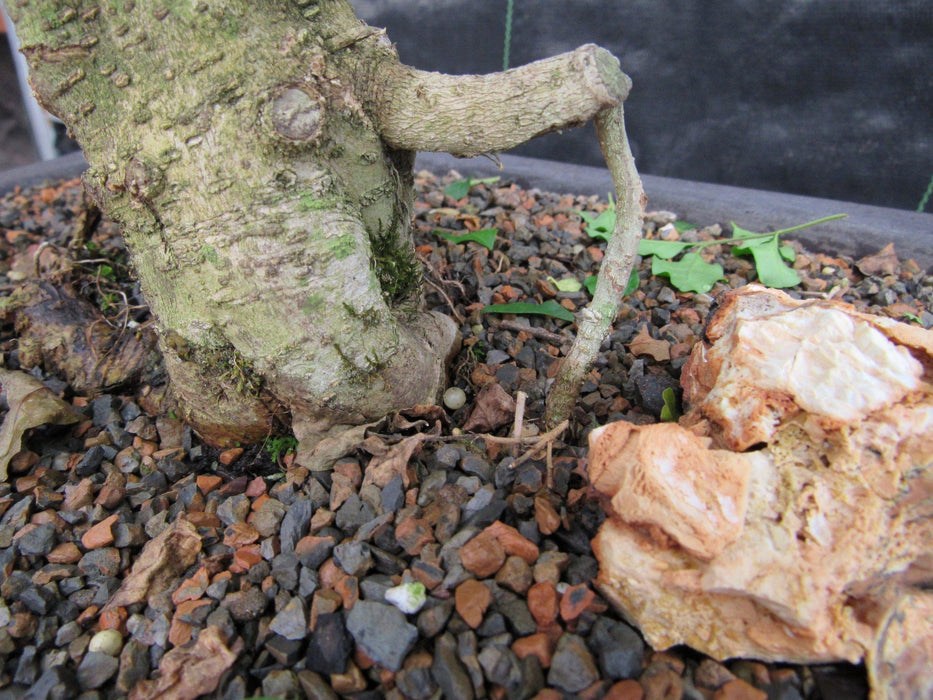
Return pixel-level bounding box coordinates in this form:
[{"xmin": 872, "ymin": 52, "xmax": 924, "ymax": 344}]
[{"xmin": 0, "ymin": 171, "xmax": 914, "ymax": 698}]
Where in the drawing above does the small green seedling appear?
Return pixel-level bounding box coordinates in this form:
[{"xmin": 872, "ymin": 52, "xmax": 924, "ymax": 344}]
[
  {"xmin": 434, "ymin": 228, "xmax": 498, "ymax": 251},
  {"xmin": 444, "ymin": 176, "xmax": 501, "ymax": 201},
  {"xmin": 902, "ymin": 312, "xmax": 923, "ymax": 325},
  {"xmin": 263, "ymin": 435, "xmax": 298, "ymax": 464},
  {"xmin": 548, "ymin": 276, "xmax": 583, "ymax": 293},
  {"xmin": 660, "ymin": 387, "xmax": 681, "ymax": 422},
  {"xmin": 483, "ymin": 300, "xmax": 575, "ymax": 322}
]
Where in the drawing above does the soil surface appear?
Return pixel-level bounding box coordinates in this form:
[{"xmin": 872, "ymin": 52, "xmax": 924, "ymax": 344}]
[{"xmin": 0, "ymin": 171, "xmax": 929, "ymax": 699}]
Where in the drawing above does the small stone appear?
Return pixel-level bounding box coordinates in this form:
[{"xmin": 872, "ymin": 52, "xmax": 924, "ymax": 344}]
[
  {"xmin": 461, "ymin": 454, "xmax": 494, "ymax": 481},
  {"xmin": 459, "ymin": 531, "xmax": 505, "ymax": 577},
  {"xmin": 262, "ymin": 669, "xmax": 302, "ymax": 700},
  {"xmin": 455, "ymin": 579, "xmax": 491, "ymax": 629},
  {"xmin": 559, "ymin": 583, "xmax": 597, "ymax": 623},
  {"xmin": 346, "ymin": 600, "xmax": 418, "ymax": 671},
  {"xmin": 305, "ymin": 611, "xmax": 353, "ymax": 675},
  {"xmin": 116, "ymin": 639, "xmax": 149, "ymax": 693},
  {"xmin": 23, "ymin": 666, "xmax": 76, "ymax": 700},
  {"xmin": 485, "ymin": 520, "xmax": 540, "ymax": 564},
  {"xmin": 384, "ymin": 581, "xmax": 427, "ymax": 614},
  {"xmin": 14, "ymin": 644, "xmax": 39, "ymax": 685},
  {"xmin": 279, "ymin": 498, "xmax": 313, "ymax": 552},
  {"xmin": 431, "ymin": 632, "xmax": 475, "ymax": 700},
  {"xmin": 81, "ymin": 514, "xmax": 119, "ymax": 550},
  {"xmin": 265, "ymin": 634, "xmax": 304, "ymax": 666},
  {"xmin": 78, "ymin": 548, "xmax": 121, "ymax": 578},
  {"xmin": 695, "ymin": 659, "xmax": 738, "ymax": 690},
  {"xmin": 395, "ymin": 516, "xmax": 436, "ymax": 556},
  {"xmin": 527, "ymin": 581, "xmax": 559, "ymax": 629},
  {"xmin": 294, "ymin": 534, "xmax": 336, "ymax": 569},
  {"xmin": 714, "ymin": 679, "xmax": 768, "ymax": 700},
  {"xmin": 640, "ymin": 663, "xmax": 683, "ymax": 700},
  {"xmin": 249, "ymin": 498, "xmax": 287, "ymax": 537},
  {"xmin": 297, "ymin": 670, "xmax": 339, "ymax": 700},
  {"xmin": 477, "ymin": 645, "xmax": 524, "ymax": 694},
  {"xmin": 381, "ymin": 474, "xmax": 405, "ymax": 512},
  {"xmin": 88, "ymin": 628, "xmax": 123, "ymax": 656},
  {"xmin": 269, "ymin": 596, "xmax": 308, "ymax": 641},
  {"xmin": 548, "ymin": 633, "xmax": 600, "ymax": 693},
  {"xmin": 17, "ymin": 522, "xmax": 58, "ymax": 556},
  {"xmin": 417, "ymin": 599, "xmax": 453, "ymax": 638},
  {"xmin": 196, "ymin": 474, "xmax": 223, "ymax": 495},
  {"xmin": 46, "ymin": 542, "xmax": 83, "ymax": 564},
  {"xmin": 605, "ymin": 679, "xmax": 645, "ymax": 700},
  {"xmin": 512, "ymin": 632, "xmax": 555, "ymax": 668},
  {"xmin": 333, "ymin": 541, "xmax": 373, "ymax": 577},
  {"xmin": 77, "ymin": 651, "xmax": 119, "ymax": 689},
  {"xmin": 222, "ymin": 588, "xmax": 267, "ymax": 621},
  {"xmin": 334, "ymin": 493, "xmax": 375, "ymax": 533},
  {"xmin": 95, "ymin": 472, "xmax": 126, "ymax": 509},
  {"xmin": 590, "ymin": 617, "xmax": 645, "ymax": 680},
  {"xmin": 443, "ymin": 386, "xmax": 467, "ymax": 410},
  {"xmin": 495, "ymin": 555, "xmax": 533, "ymax": 594},
  {"xmin": 216, "ymin": 494, "xmax": 250, "ymax": 525}
]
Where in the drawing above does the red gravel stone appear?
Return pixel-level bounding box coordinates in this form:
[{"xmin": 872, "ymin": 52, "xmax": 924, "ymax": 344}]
[
  {"xmin": 527, "ymin": 581, "xmax": 560, "ymax": 629},
  {"xmin": 455, "ymin": 579, "xmax": 491, "ymax": 629},
  {"xmin": 81, "ymin": 513, "xmax": 119, "ymax": 550},
  {"xmin": 484, "ymin": 520, "xmax": 539, "ymax": 564},
  {"xmin": 512, "ymin": 632, "xmax": 555, "ymax": 668},
  {"xmin": 459, "ymin": 531, "xmax": 506, "ymax": 577},
  {"xmin": 395, "ymin": 516, "xmax": 436, "ymax": 556},
  {"xmin": 604, "ymin": 679, "xmax": 645, "ymax": 700},
  {"xmin": 713, "ymin": 679, "xmax": 768, "ymax": 700}
]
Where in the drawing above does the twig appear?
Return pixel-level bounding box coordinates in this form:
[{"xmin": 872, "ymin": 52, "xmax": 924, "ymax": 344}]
[
  {"xmin": 497, "ymin": 320, "xmax": 567, "ymax": 345},
  {"xmin": 422, "ymin": 275, "xmax": 465, "ymax": 324},
  {"xmin": 510, "ymin": 419, "xmax": 569, "ymax": 469},
  {"xmin": 511, "ymin": 391, "xmax": 527, "ymax": 457}
]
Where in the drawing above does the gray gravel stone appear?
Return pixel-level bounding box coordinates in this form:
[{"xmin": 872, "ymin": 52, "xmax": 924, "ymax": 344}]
[
  {"xmin": 589, "ymin": 616, "xmax": 645, "ymax": 679},
  {"xmin": 23, "ymin": 666, "xmax": 76, "ymax": 700},
  {"xmin": 78, "ymin": 548, "xmax": 122, "ymax": 578},
  {"xmin": 396, "ymin": 664, "xmax": 438, "ymax": 700},
  {"xmin": 116, "ymin": 639, "xmax": 149, "ymax": 694},
  {"xmin": 431, "ymin": 632, "xmax": 475, "ymax": 700},
  {"xmin": 13, "ymin": 644, "xmax": 39, "ymax": 685},
  {"xmin": 17, "ymin": 523, "xmax": 58, "ymax": 556},
  {"xmin": 216, "ymin": 494, "xmax": 251, "ymax": 525},
  {"xmin": 304, "ymin": 612, "xmax": 353, "ymax": 675},
  {"xmin": 477, "ymin": 645, "xmax": 524, "ymax": 694},
  {"xmin": 346, "ymin": 600, "xmax": 418, "ymax": 671},
  {"xmin": 222, "ymin": 588, "xmax": 267, "ymax": 621},
  {"xmin": 548, "ymin": 633, "xmax": 600, "ymax": 693},
  {"xmin": 262, "ymin": 669, "xmax": 301, "ymax": 699},
  {"xmin": 334, "ymin": 494, "xmax": 375, "ymax": 533},
  {"xmin": 333, "ymin": 541, "xmax": 373, "ymax": 577},
  {"xmin": 461, "ymin": 454, "xmax": 494, "ymax": 481},
  {"xmin": 271, "ymin": 553, "xmax": 300, "ymax": 591},
  {"xmin": 417, "ymin": 599, "xmax": 453, "ymax": 638},
  {"xmin": 268, "ymin": 596, "xmax": 308, "ymax": 641},
  {"xmin": 380, "ymin": 474, "xmax": 405, "ymax": 512},
  {"xmin": 77, "ymin": 651, "xmax": 119, "ymax": 690},
  {"xmin": 280, "ymin": 498, "xmax": 313, "ymax": 552}
]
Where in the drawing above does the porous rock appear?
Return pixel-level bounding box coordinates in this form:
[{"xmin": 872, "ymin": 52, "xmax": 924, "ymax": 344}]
[{"xmin": 590, "ymin": 286, "xmax": 933, "ymax": 694}]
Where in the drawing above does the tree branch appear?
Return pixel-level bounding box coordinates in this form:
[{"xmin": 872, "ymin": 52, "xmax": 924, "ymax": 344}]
[
  {"xmin": 545, "ymin": 103, "xmax": 646, "ymax": 427},
  {"xmin": 373, "ymin": 44, "xmax": 631, "ymax": 157}
]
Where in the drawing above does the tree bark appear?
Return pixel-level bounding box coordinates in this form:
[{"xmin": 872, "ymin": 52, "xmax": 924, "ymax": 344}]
[{"xmin": 7, "ymin": 0, "xmax": 643, "ymax": 459}]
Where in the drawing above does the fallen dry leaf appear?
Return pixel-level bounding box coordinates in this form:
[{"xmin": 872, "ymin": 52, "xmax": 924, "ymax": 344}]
[
  {"xmin": 129, "ymin": 626, "xmax": 238, "ymax": 700},
  {"xmin": 0, "ymin": 369, "xmax": 82, "ymax": 481},
  {"xmin": 627, "ymin": 326, "xmax": 671, "ymax": 362},
  {"xmin": 856, "ymin": 242, "xmax": 900, "ymax": 276},
  {"xmin": 362, "ymin": 434, "xmax": 426, "ymax": 489},
  {"xmin": 103, "ymin": 518, "xmax": 201, "ymax": 610},
  {"xmin": 293, "ymin": 418, "xmax": 381, "ymax": 471},
  {"xmin": 462, "ymin": 383, "xmax": 516, "ymax": 432}
]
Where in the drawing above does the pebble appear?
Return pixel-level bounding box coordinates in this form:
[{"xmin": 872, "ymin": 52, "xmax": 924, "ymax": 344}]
[
  {"xmin": 88, "ymin": 629, "xmax": 123, "ymax": 656},
  {"xmin": 346, "ymin": 600, "xmax": 419, "ymax": 671},
  {"xmin": 548, "ymin": 633, "xmax": 600, "ymax": 693},
  {"xmin": 431, "ymin": 632, "xmax": 476, "ymax": 699},
  {"xmin": 269, "ymin": 596, "xmax": 308, "ymax": 640},
  {"xmin": 305, "ymin": 611, "xmax": 353, "ymax": 675},
  {"xmin": 17, "ymin": 523, "xmax": 58, "ymax": 556},
  {"xmin": 77, "ymin": 651, "xmax": 119, "ymax": 690},
  {"xmin": 443, "ymin": 386, "xmax": 467, "ymax": 410},
  {"xmin": 455, "ymin": 579, "xmax": 491, "ymax": 628}
]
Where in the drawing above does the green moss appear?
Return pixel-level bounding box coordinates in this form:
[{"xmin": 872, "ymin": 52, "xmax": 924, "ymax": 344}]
[
  {"xmin": 301, "ymin": 293, "xmax": 325, "ymax": 314},
  {"xmin": 200, "ymin": 245, "xmax": 223, "ymax": 267},
  {"xmin": 370, "ymin": 222, "xmax": 421, "ymax": 306},
  {"xmin": 327, "ymin": 234, "xmax": 356, "ymax": 260},
  {"xmin": 298, "ymin": 194, "xmax": 340, "ymax": 212}
]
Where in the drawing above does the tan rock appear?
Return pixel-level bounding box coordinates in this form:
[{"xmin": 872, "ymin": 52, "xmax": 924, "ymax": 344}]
[{"xmin": 590, "ymin": 286, "xmax": 933, "ymax": 694}]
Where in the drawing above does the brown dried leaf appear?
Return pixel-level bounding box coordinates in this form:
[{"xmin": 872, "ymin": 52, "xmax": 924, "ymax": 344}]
[
  {"xmin": 293, "ymin": 419, "xmax": 382, "ymax": 471},
  {"xmin": 103, "ymin": 518, "xmax": 201, "ymax": 610},
  {"xmin": 362, "ymin": 434, "xmax": 426, "ymax": 489},
  {"xmin": 628, "ymin": 326, "xmax": 671, "ymax": 362},
  {"xmin": 462, "ymin": 383, "xmax": 516, "ymax": 432},
  {"xmin": 129, "ymin": 626, "xmax": 238, "ymax": 700},
  {"xmin": 0, "ymin": 369, "xmax": 82, "ymax": 481},
  {"xmin": 856, "ymin": 242, "xmax": 900, "ymax": 276}
]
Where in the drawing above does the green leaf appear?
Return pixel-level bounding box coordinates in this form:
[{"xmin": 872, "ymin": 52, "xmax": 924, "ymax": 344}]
[
  {"xmin": 548, "ymin": 276, "xmax": 583, "ymax": 293},
  {"xmin": 673, "ymin": 221, "xmax": 697, "ymax": 233},
  {"xmin": 443, "ymin": 176, "xmax": 500, "ymax": 200},
  {"xmin": 779, "ymin": 244, "xmax": 796, "ymax": 262},
  {"xmin": 583, "ymin": 269, "xmax": 638, "ymax": 297},
  {"xmin": 483, "ymin": 300, "xmax": 575, "ymax": 322},
  {"xmin": 579, "ymin": 208, "xmax": 616, "ymax": 241},
  {"xmin": 435, "ymin": 228, "xmax": 498, "ymax": 251},
  {"xmin": 638, "ymin": 239, "xmax": 694, "ymax": 260},
  {"xmin": 733, "ymin": 235, "xmax": 800, "ymax": 288},
  {"xmin": 660, "ymin": 387, "xmax": 681, "ymax": 422},
  {"xmin": 651, "ymin": 253, "xmax": 724, "ymax": 294}
]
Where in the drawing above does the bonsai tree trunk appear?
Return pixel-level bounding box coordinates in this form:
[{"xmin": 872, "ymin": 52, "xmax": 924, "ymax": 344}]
[{"xmin": 7, "ymin": 0, "xmax": 643, "ymax": 462}]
